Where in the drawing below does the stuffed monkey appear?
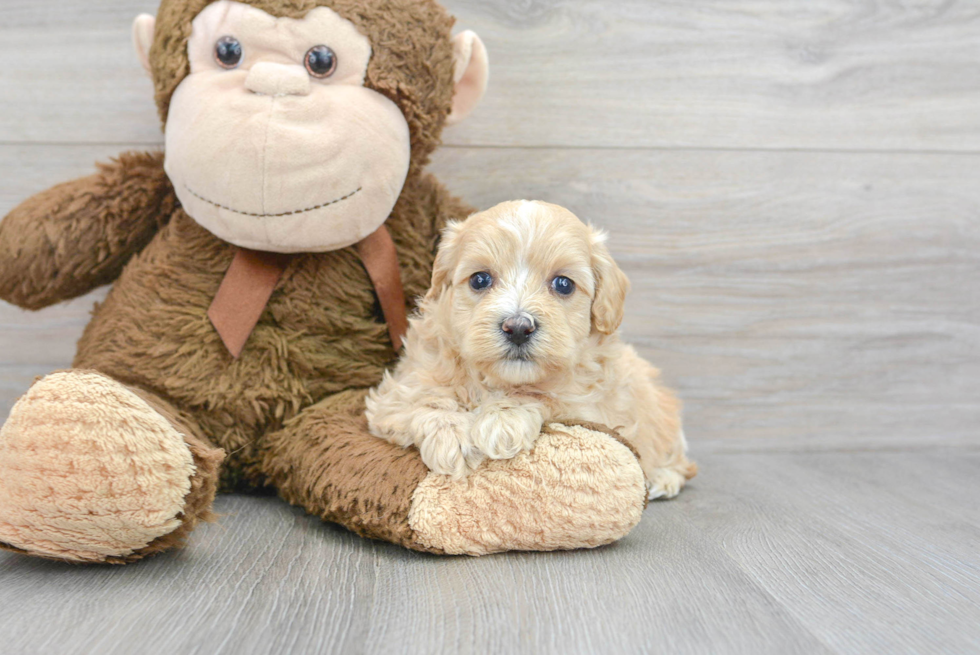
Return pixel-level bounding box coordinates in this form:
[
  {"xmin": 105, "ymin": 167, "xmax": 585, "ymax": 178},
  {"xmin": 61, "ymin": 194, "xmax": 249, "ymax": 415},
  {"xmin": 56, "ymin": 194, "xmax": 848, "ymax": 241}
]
[{"xmin": 0, "ymin": 0, "xmax": 647, "ymax": 562}]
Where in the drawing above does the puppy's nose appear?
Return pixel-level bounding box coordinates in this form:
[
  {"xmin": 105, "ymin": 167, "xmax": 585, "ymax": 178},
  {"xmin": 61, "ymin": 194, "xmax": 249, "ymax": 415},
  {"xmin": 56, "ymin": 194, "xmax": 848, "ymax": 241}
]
[{"xmin": 501, "ymin": 315, "xmax": 536, "ymax": 346}]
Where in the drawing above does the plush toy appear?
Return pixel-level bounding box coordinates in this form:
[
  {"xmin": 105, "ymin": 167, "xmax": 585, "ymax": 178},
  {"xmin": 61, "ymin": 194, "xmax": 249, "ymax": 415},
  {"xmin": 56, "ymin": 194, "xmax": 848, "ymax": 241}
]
[{"xmin": 0, "ymin": 0, "xmax": 647, "ymax": 563}]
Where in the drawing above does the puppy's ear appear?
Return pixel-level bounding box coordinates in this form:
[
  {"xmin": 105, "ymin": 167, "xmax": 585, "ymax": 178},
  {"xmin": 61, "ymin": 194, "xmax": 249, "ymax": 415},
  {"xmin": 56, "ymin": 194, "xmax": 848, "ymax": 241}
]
[
  {"xmin": 590, "ymin": 228, "xmax": 630, "ymax": 335},
  {"xmin": 425, "ymin": 220, "xmax": 465, "ymax": 303}
]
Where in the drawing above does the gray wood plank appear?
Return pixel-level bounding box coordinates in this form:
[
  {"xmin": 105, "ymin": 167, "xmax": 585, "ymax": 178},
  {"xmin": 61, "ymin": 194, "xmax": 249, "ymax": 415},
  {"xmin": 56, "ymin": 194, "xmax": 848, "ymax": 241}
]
[
  {"xmin": 367, "ymin": 509, "xmax": 828, "ymax": 654},
  {"xmin": 695, "ymin": 433, "xmax": 980, "ymax": 455},
  {"xmin": 0, "ymin": 1, "xmax": 161, "ymax": 145},
  {"xmin": 2, "ymin": 144, "xmax": 978, "ymax": 446},
  {"xmin": 683, "ymin": 451, "xmax": 980, "ymax": 654},
  {"xmin": 361, "ymin": 449, "xmax": 980, "ymax": 654},
  {"xmin": 431, "ymin": 146, "xmax": 980, "ymax": 445},
  {"xmin": 0, "ymin": 495, "xmax": 377, "ymax": 655},
  {"xmin": 360, "ymin": 449, "xmax": 980, "ymax": 654},
  {"xmin": 1, "ymin": 444, "xmax": 978, "ymax": 654},
  {"xmin": 364, "ymin": 509, "xmax": 830, "ymax": 655},
  {"xmin": 1, "ymin": 2, "xmax": 978, "ymax": 654},
  {"xmin": 2, "ymin": 0, "xmax": 980, "ymax": 151}
]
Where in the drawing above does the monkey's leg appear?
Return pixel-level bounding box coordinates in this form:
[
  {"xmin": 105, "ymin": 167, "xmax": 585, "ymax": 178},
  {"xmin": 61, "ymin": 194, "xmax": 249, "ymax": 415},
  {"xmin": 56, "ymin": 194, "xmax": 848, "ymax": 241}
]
[
  {"xmin": 0, "ymin": 370, "xmax": 223, "ymax": 563},
  {"xmin": 260, "ymin": 390, "xmax": 648, "ymax": 555}
]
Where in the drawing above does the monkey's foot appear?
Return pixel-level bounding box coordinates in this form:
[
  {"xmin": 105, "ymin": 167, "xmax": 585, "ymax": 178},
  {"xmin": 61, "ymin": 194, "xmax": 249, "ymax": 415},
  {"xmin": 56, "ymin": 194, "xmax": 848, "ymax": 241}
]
[
  {"xmin": 0, "ymin": 370, "xmax": 210, "ymax": 563},
  {"xmin": 407, "ymin": 423, "xmax": 647, "ymax": 555}
]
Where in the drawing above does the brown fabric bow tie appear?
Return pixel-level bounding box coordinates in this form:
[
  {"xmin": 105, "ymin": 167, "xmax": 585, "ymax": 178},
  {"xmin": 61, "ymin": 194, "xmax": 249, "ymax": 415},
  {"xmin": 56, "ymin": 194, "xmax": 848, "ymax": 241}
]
[{"xmin": 207, "ymin": 225, "xmax": 409, "ymax": 359}]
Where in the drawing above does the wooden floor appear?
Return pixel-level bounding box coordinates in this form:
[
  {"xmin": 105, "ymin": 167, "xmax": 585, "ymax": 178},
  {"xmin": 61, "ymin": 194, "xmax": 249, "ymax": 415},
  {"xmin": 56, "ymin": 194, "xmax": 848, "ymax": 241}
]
[
  {"xmin": 0, "ymin": 447, "xmax": 977, "ymax": 655},
  {"xmin": 1, "ymin": 1, "xmax": 979, "ymax": 653}
]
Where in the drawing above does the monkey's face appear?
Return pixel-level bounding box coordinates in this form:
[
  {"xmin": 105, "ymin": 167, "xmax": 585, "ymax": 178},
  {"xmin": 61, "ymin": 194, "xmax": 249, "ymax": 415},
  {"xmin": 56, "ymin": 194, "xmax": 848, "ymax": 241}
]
[{"xmin": 163, "ymin": 1, "xmax": 411, "ymax": 253}]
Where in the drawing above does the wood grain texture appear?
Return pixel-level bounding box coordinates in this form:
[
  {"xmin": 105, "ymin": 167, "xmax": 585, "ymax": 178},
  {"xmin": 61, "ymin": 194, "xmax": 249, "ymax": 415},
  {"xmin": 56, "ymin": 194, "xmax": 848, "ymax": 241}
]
[
  {"xmin": 1, "ymin": 450, "xmax": 978, "ymax": 655},
  {"xmin": 687, "ymin": 450, "xmax": 980, "ymax": 655},
  {"xmin": 2, "ymin": 0, "xmax": 980, "ymax": 150},
  {"xmin": 427, "ymin": 146, "xmax": 980, "ymax": 444},
  {"xmin": 1, "ymin": 1, "xmax": 979, "ymax": 653},
  {"xmin": 0, "ymin": 496, "xmax": 377, "ymax": 655},
  {"xmin": 363, "ymin": 509, "xmax": 829, "ymax": 655},
  {"xmin": 3, "ymin": 144, "xmax": 977, "ymax": 444}
]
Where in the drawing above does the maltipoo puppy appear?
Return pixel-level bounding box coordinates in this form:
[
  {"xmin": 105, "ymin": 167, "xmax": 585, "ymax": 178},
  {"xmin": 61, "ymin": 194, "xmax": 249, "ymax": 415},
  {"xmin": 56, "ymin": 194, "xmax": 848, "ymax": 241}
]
[{"xmin": 366, "ymin": 200, "xmax": 696, "ymax": 499}]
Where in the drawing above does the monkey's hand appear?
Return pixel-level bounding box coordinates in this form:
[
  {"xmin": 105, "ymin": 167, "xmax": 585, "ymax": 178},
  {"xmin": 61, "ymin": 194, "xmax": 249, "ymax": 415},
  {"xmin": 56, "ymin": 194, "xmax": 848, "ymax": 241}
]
[{"xmin": 0, "ymin": 151, "xmax": 174, "ymax": 310}]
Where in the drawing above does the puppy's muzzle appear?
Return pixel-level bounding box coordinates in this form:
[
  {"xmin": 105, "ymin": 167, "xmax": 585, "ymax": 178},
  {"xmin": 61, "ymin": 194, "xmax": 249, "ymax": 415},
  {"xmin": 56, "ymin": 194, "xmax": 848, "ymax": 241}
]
[{"xmin": 501, "ymin": 314, "xmax": 536, "ymax": 346}]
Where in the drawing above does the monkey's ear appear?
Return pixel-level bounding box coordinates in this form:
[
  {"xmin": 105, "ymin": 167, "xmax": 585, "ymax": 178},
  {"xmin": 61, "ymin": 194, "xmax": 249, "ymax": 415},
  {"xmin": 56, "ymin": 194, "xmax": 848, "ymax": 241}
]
[
  {"xmin": 446, "ymin": 31, "xmax": 489, "ymax": 126},
  {"xmin": 132, "ymin": 14, "xmax": 156, "ymax": 75},
  {"xmin": 425, "ymin": 220, "xmax": 465, "ymax": 303},
  {"xmin": 590, "ymin": 227, "xmax": 631, "ymax": 336}
]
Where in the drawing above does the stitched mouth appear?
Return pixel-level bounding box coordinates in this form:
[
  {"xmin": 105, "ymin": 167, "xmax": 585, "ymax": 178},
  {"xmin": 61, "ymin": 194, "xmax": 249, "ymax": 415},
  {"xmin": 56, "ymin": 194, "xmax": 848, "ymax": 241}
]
[{"xmin": 183, "ymin": 185, "xmax": 362, "ymax": 218}]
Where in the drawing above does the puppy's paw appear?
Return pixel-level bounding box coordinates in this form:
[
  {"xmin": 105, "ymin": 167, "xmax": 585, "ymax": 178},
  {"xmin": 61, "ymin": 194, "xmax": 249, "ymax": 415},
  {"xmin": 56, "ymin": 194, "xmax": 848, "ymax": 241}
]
[
  {"xmin": 414, "ymin": 412, "xmax": 483, "ymax": 478},
  {"xmin": 645, "ymin": 467, "xmax": 687, "ymax": 500},
  {"xmin": 471, "ymin": 404, "xmax": 542, "ymax": 461},
  {"xmin": 419, "ymin": 432, "xmax": 485, "ymax": 478}
]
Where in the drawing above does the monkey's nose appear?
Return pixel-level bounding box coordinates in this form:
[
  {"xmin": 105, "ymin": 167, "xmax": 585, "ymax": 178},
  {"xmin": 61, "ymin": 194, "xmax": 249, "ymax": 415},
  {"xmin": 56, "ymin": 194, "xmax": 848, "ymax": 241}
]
[
  {"xmin": 245, "ymin": 62, "xmax": 311, "ymax": 97},
  {"xmin": 501, "ymin": 315, "xmax": 537, "ymax": 346}
]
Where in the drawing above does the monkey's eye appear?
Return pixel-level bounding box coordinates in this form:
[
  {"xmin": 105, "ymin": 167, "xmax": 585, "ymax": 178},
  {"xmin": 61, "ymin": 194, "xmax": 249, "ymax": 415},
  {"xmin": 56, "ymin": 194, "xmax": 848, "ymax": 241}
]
[
  {"xmin": 214, "ymin": 36, "xmax": 243, "ymax": 69},
  {"xmin": 305, "ymin": 45, "xmax": 338, "ymax": 78},
  {"xmin": 552, "ymin": 276, "xmax": 575, "ymax": 296},
  {"xmin": 469, "ymin": 272, "xmax": 493, "ymax": 292}
]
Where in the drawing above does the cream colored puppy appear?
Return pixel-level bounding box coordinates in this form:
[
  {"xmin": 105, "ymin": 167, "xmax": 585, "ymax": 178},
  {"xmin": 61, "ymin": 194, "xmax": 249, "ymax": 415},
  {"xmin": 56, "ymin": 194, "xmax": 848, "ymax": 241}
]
[{"xmin": 366, "ymin": 200, "xmax": 696, "ymax": 499}]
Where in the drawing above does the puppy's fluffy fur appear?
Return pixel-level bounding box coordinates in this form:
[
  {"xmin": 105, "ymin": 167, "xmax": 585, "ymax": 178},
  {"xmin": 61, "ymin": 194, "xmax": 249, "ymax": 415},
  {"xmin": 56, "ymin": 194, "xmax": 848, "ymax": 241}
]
[{"xmin": 366, "ymin": 201, "xmax": 696, "ymax": 499}]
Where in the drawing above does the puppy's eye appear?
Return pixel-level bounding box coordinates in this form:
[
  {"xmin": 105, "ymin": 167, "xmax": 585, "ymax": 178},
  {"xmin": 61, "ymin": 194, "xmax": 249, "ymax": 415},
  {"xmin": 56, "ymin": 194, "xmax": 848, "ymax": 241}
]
[
  {"xmin": 214, "ymin": 36, "xmax": 243, "ymax": 69},
  {"xmin": 305, "ymin": 45, "xmax": 338, "ymax": 78},
  {"xmin": 552, "ymin": 276, "xmax": 575, "ymax": 296},
  {"xmin": 469, "ymin": 272, "xmax": 493, "ymax": 291}
]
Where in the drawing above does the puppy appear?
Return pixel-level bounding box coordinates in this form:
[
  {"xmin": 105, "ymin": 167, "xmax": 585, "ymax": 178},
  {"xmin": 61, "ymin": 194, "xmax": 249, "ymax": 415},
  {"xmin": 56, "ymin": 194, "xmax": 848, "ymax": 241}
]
[{"xmin": 366, "ymin": 200, "xmax": 696, "ymax": 500}]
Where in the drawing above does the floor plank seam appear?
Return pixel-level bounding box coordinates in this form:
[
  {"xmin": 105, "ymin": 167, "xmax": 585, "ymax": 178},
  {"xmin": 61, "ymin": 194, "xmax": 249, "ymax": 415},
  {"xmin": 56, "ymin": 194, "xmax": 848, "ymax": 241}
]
[
  {"xmin": 697, "ymin": 445, "xmax": 980, "ymax": 455},
  {"xmin": 5, "ymin": 141, "xmax": 980, "ymax": 158},
  {"xmin": 724, "ymin": 552, "xmax": 842, "ymax": 655}
]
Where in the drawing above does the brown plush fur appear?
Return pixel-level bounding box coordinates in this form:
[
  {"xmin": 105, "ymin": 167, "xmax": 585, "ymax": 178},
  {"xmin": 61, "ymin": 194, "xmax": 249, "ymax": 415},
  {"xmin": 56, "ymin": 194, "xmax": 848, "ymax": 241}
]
[
  {"xmin": 0, "ymin": 0, "xmax": 470, "ymax": 559},
  {"xmin": 121, "ymin": 385, "xmax": 225, "ymax": 563},
  {"xmin": 0, "ymin": 0, "xmax": 647, "ymax": 561},
  {"xmin": 72, "ymin": 174, "xmax": 471, "ymax": 493},
  {"xmin": 0, "ymin": 152, "xmax": 175, "ymax": 310},
  {"xmin": 260, "ymin": 389, "xmax": 442, "ymax": 553}
]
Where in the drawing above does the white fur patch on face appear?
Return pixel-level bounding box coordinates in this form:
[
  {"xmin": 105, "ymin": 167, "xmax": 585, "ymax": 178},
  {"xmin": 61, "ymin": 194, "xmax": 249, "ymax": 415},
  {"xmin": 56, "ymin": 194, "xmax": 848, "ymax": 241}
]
[
  {"xmin": 498, "ymin": 201, "xmax": 540, "ymax": 249},
  {"xmin": 495, "ymin": 264, "xmax": 531, "ymax": 316},
  {"xmin": 165, "ymin": 0, "xmax": 411, "ymax": 253}
]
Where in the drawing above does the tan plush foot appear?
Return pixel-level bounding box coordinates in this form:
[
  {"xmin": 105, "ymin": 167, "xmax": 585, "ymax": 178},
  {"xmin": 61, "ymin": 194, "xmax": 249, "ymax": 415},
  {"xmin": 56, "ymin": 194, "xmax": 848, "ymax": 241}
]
[
  {"xmin": 408, "ymin": 423, "xmax": 647, "ymax": 555},
  {"xmin": 0, "ymin": 370, "xmax": 197, "ymax": 562}
]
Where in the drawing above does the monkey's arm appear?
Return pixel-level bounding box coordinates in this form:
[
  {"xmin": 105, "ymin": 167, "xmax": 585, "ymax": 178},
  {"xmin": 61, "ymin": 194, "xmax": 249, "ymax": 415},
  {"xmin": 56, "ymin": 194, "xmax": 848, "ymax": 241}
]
[{"xmin": 0, "ymin": 151, "xmax": 174, "ymax": 310}]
